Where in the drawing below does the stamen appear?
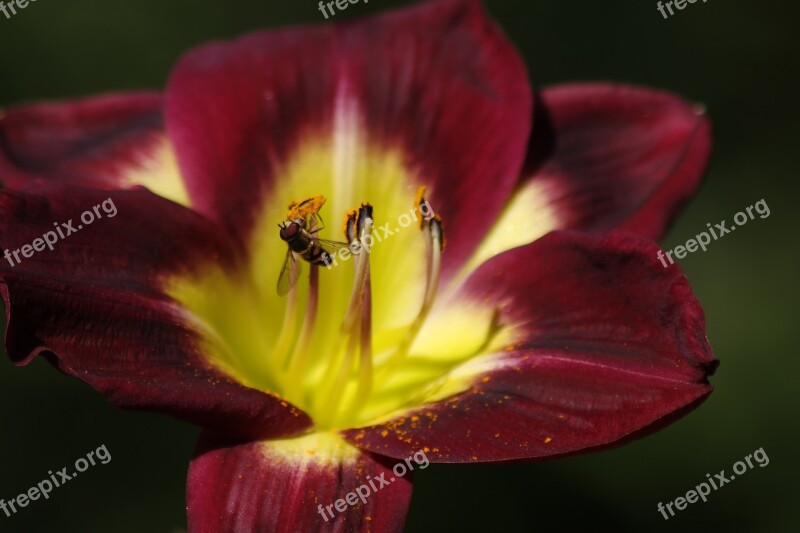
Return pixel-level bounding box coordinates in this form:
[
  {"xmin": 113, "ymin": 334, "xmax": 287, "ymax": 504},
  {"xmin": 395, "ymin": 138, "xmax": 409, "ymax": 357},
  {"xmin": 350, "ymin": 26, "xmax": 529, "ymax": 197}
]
[
  {"xmin": 339, "ymin": 207, "xmax": 373, "ymax": 332},
  {"xmin": 379, "ymin": 204, "xmax": 444, "ymax": 377},
  {"xmin": 278, "ymin": 191, "xmax": 448, "ymax": 427},
  {"xmin": 285, "ymin": 263, "xmax": 319, "ymax": 400},
  {"xmin": 350, "ymin": 259, "xmax": 372, "ymax": 417},
  {"xmin": 322, "ymin": 318, "xmax": 361, "ymax": 424},
  {"xmin": 316, "ymin": 205, "xmax": 374, "ymax": 424},
  {"xmin": 347, "ymin": 203, "xmax": 374, "ymax": 415},
  {"xmin": 270, "ymin": 258, "xmax": 300, "ymax": 376}
]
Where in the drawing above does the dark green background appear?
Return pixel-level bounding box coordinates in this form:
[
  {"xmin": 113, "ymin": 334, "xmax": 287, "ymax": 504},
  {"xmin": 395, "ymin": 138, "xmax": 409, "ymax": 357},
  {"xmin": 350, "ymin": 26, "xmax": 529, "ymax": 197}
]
[{"xmin": 1, "ymin": 1, "xmax": 797, "ymax": 531}]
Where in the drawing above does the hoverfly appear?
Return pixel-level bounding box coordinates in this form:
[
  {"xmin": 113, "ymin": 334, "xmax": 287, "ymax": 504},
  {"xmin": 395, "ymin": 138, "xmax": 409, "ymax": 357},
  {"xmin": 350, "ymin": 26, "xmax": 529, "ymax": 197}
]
[{"xmin": 277, "ymin": 195, "xmax": 348, "ymax": 296}]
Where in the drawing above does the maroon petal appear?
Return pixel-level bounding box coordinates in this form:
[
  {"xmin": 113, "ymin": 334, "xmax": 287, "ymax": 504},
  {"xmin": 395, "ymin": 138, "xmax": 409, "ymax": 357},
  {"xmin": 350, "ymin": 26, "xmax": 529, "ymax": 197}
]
[
  {"xmin": 344, "ymin": 231, "xmax": 717, "ymax": 462},
  {"xmin": 0, "ymin": 183, "xmax": 310, "ymax": 439},
  {"xmin": 165, "ymin": 0, "xmax": 531, "ymax": 273},
  {"xmin": 188, "ymin": 432, "xmax": 413, "ymax": 533},
  {"xmin": 0, "ymin": 92, "xmax": 189, "ymax": 204},
  {"xmin": 521, "ymin": 83, "xmax": 711, "ymax": 241}
]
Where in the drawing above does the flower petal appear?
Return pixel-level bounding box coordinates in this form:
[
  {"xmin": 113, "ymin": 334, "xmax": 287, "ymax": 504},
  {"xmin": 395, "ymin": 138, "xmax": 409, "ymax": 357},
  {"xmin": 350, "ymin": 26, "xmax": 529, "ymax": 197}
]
[
  {"xmin": 526, "ymin": 83, "xmax": 712, "ymax": 238},
  {"xmin": 344, "ymin": 231, "xmax": 717, "ymax": 462},
  {"xmin": 165, "ymin": 0, "xmax": 531, "ymax": 277},
  {"xmin": 456, "ymin": 83, "xmax": 711, "ymax": 282},
  {"xmin": 0, "ymin": 92, "xmax": 190, "ymax": 205},
  {"xmin": 0, "ymin": 183, "xmax": 310, "ymax": 439},
  {"xmin": 188, "ymin": 432, "xmax": 412, "ymax": 532}
]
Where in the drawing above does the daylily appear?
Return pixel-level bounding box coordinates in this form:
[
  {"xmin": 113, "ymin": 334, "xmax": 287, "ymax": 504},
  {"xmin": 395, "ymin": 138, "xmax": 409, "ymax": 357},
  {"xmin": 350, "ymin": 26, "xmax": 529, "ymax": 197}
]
[{"xmin": 0, "ymin": 0, "xmax": 718, "ymax": 531}]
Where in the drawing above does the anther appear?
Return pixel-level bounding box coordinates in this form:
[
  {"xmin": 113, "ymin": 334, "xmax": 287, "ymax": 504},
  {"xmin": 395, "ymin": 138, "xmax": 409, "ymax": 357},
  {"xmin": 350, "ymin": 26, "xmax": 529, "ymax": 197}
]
[{"xmin": 343, "ymin": 208, "xmax": 358, "ymax": 245}]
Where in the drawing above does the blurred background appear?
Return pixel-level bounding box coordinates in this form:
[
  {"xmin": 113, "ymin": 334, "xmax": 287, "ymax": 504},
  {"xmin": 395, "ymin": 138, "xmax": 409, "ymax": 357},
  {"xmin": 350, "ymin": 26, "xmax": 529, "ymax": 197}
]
[{"xmin": 0, "ymin": 0, "xmax": 797, "ymax": 531}]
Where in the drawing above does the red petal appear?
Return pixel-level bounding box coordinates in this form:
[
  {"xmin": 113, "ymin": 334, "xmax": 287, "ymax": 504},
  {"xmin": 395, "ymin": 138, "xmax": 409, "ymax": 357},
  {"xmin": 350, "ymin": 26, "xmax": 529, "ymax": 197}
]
[
  {"xmin": 522, "ymin": 83, "xmax": 711, "ymax": 240},
  {"xmin": 0, "ymin": 92, "xmax": 169, "ymax": 187},
  {"xmin": 344, "ymin": 231, "xmax": 717, "ymax": 461},
  {"xmin": 188, "ymin": 433, "xmax": 413, "ymax": 532},
  {"xmin": 165, "ymin": 0, "xmax": 531, "ymax": 272},
  {"xmin": 0, "ymin": 183, "xmax": 310, "ymax": 439}
]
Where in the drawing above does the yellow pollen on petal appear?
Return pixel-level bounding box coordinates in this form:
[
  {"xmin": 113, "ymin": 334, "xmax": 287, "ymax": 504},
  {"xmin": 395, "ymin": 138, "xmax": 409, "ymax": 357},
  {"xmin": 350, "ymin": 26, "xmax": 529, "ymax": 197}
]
[{"xmin": 264, "ymin": 432, "xmax": 360, "ymax": 467}]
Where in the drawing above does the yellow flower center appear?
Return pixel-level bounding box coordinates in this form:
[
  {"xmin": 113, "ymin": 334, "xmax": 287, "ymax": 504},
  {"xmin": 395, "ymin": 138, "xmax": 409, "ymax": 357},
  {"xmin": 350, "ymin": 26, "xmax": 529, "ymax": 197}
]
[{"xmin": 166, "ymin": 134, "xmax": 524, "ymax": 431}]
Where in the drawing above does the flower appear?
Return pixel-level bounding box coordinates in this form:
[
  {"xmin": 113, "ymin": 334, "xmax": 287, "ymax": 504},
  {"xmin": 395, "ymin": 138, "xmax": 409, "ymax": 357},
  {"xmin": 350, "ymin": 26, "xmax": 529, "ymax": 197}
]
[{"xmin": 0, "ymin": 0, "xmax": 717, "ymax": 531}]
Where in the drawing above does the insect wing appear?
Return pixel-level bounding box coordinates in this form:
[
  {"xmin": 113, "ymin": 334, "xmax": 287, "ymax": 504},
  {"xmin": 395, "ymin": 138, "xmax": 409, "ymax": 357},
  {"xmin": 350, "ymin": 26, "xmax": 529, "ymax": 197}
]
[
  {"xmin": 315, "ymin": 238, "xmax": 350, "ymax": 257},
  {"xmin": 277, "ymin": 249, "xmax": 301, "ymax": 296}
]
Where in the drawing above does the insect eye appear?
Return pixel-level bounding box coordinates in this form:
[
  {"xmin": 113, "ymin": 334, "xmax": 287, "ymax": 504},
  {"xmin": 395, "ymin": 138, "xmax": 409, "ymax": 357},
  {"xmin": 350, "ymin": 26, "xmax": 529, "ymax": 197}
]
[{"xmin": 280, "ymin": 222, "xmax": 299, "ymax": 241}]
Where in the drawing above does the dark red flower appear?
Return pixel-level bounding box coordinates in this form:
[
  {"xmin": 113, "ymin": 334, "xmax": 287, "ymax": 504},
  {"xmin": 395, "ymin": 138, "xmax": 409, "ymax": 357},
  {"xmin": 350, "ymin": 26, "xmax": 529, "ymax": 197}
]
[{"xmin": 0, "ymin": 0, "xmax": 716, "ymax": 531}]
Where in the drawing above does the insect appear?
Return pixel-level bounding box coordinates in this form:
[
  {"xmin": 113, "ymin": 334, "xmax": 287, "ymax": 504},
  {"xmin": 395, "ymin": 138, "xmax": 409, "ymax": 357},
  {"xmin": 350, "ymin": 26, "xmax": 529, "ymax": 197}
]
[{"xmin": 277, "ymin": 196, "xmax": 348, "ymax": 296}]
